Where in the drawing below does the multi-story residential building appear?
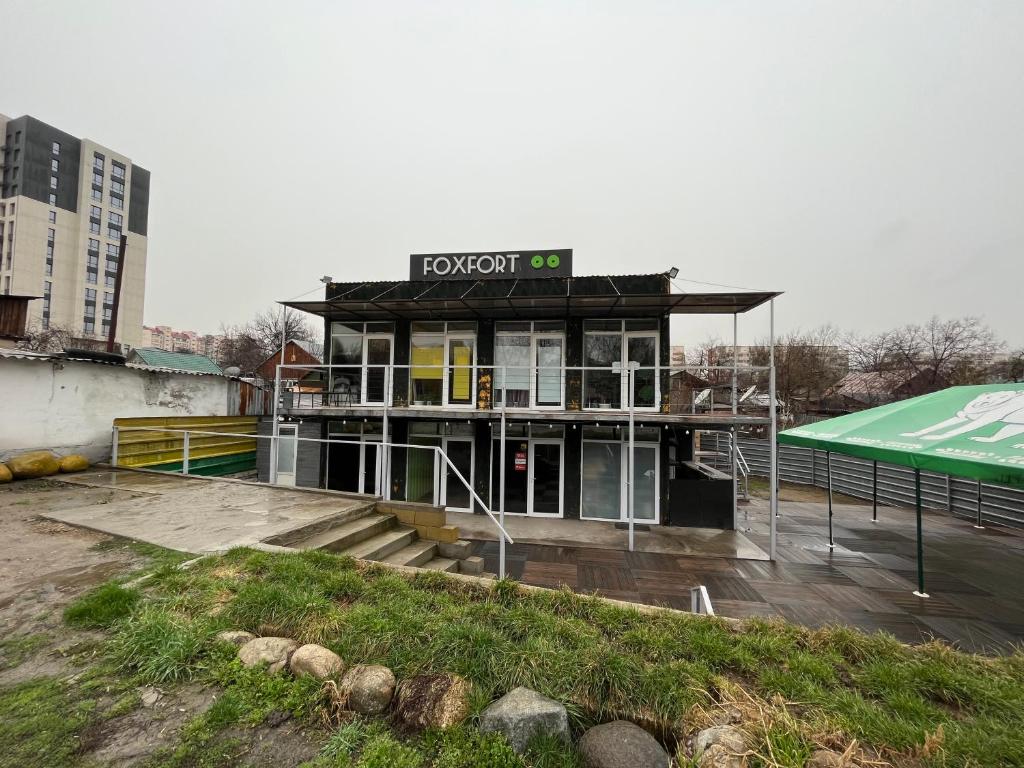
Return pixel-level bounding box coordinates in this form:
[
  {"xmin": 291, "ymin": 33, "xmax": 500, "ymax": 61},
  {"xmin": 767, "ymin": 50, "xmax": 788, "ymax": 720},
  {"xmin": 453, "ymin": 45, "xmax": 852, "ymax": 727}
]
[
  {"xmin": 141, "ymin": 325, "xmax": 224, "ymax": 358},
  {"xmin": 0, "ymin": 114, "xmax": 150, "ymax": 348},
  {"xmin": 257, "ymin": 250, "xmax": 781, "ymax": 534}
]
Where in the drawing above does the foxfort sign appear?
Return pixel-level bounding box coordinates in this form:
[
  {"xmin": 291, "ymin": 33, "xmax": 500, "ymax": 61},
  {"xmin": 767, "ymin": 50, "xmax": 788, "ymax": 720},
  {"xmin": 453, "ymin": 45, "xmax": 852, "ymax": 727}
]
[{"xmin": 410, "ymin": 249, "xmax": 573, "ymax": 281}]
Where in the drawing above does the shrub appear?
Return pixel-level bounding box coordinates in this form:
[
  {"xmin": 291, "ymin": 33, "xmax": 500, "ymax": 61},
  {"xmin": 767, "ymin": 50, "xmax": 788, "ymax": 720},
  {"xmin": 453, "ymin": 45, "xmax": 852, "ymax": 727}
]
[{"xmin": 109, "ymin": 606, "xmax": 211, "ymax": 683}]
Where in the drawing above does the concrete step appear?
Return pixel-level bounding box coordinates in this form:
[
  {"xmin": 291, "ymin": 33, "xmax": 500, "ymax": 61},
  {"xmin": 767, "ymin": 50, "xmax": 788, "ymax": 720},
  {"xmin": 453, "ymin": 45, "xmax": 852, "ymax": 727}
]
[
  {"xmin": 381, "ymin": 540, "xmax": 438, "ymax": 568},
  {"xmin": 421, "ymin": 557, "xmax": 459, "ymax": 573},
  {"xmin": 342, "ymin": 526, "xmax": 417, "ymax": 561},
  {"xmin": 292, "ymin": 513, "xmax": 396, "ymax": 552}
]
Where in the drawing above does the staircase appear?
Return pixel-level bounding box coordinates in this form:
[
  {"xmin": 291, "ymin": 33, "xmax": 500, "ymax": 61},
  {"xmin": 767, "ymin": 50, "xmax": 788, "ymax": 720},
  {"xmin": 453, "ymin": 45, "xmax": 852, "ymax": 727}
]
[{"xmin": 283, "ymin": 503, "xmax": 485, "ymax": 575}]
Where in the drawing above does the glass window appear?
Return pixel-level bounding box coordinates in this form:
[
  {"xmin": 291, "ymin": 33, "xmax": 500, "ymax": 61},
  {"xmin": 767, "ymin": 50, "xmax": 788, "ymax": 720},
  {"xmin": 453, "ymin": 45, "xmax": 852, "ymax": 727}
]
[
  {"xmin": 91, "ymin": 188, "xmax": 102, "ymax": 201},
  {"xmin": 83, "ymin": 321, "xmax": 95, "ymax": 335},
  {"xmin": 494, "ymin": 335, "xmax": 530, "ymax": 407},
  {"xmin": 94, "ymin": 153, "xmax": 105, "ymax": 169},
  {"xmin": 50, "ymin": 176, "xmax": 58, "ymax": 189},
  {"xmin": 85, "ymin": 288, "xmax": 97, "ymax": 302},
  {"xmin": 447, "ymin": 337, "xmax": 475, "ymax": 405},
  {"xmin": 48, "ymin": 193, "xmax": 57, "ymax": 205},
  {"xmin": 109, "ymin": 212, "xmax": 123, "ymax": 225},
  {"xmin": 52, "ymin": 142, "xmax": 60, "ymax": 155},
  {"xmin": 93, "ymin": 171, "xmax": 104, "ymax": 186},
  {"xmin": 582, "ymin": 442, "xmax": 622, "ymax": 520},
  {"xmin": 110, "ymin": 195, "xmax": 123, "ymax": 209},
  {"xmin": 410, "ymin": 334, "xmax": 444, "ymax": 405},
  {"xmin": 410, "ymin": 321, "xmax": 445, "ymax": 334},
  {"xmin": 111, "ymin": 161, "xmax": 126, "ymax": 179},
  {"xmin": 106, "ymin": 243, "xmax": 119, "ymax": 256},
  {"xmin": 89, "ymin": 238, "xmax": 100, "ymax": 251},
  {"xmin": 111, "ymin": 180, "xmax": 124, "ymax": 194},
  {"xmin": 51, "ymin": 159, "xmax": 59, "ymax": 172},
  {"xmin": 495, "ymin": 321, "xmax": 531, "ymax": 333},
  {"xmin": 584, "ymin": 333, "xmax": 622, "ymax": 408},
  {"xmin": 91, "ymin": 205, "xmax": 101, "ymax": 218},
  {"xmin": 48, "ymin": 211, "xmax": 56, "ymax": 223},
  {"xmin": 47, "ymin": 228, "xmax": 55, "ymax": 240},
  {"xmin": 90, "ymin": 221, "xmax": 100, "ymax": 234}
]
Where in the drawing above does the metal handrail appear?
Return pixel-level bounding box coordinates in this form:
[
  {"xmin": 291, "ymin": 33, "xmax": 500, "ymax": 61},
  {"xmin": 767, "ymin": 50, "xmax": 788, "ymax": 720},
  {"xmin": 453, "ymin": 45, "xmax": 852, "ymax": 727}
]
[{"xmin": 110, "ymin": 425, "xmax": 514, "ymax": 545}]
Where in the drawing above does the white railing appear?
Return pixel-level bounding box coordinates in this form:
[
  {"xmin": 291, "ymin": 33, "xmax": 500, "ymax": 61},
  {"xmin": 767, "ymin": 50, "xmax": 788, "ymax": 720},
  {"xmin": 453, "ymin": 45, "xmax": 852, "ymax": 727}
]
[
  {"xmin": 690, "ymin": 585, "xmax": 715, "ymax": 615},
  {"xmin": 110, "ymin": 425, "xmax": 515, "ymax": 573},
  {"xmin": 272, "ymin": 362, "xmax": 770, "ymax": 415}
]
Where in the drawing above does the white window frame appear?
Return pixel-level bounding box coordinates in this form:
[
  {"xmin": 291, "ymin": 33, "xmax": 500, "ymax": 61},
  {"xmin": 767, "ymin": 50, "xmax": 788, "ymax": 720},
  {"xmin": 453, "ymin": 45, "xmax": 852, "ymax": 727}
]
[
  {"xmin": 409, "ymin": 322, "xmax": 477, "ymax": 410},
  {"xmin": 583, "ymin": 320, "xmax": 660, "ymax": 413},
  {"xmin": 494, "ymin": 322, "xmax": 566, "ymax": 410},
  {"xmin": 329, "ymin": 322, "xmax": 395, "ymax": 407}
]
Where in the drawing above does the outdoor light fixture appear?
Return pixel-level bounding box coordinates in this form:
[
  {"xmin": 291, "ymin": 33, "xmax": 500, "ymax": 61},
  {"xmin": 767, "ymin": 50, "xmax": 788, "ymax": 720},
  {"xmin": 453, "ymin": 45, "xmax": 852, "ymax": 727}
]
[
  {"xmin": 320, "ymin": 275, "xmax": 333, "ymax": 284},
  {"xmin": 666, "ymin": 266, "xmax": 679, "ymax": 279}
]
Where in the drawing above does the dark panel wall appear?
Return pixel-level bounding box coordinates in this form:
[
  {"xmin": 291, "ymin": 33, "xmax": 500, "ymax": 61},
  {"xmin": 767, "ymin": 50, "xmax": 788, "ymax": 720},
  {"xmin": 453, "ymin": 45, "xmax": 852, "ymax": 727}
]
[
  {"xmin": 563, "ymin": 424, "xmax": 582, "ymax": 519},
  {"xmin": 256, "ymin": 418, "xmax": 321, "ymax": 488},
  {"xmin": 128, "ymin": 166, "xmax": 150, "ymax": 235},
  {"xmin": 2, "ymin": 116, "xmax": 81, "ymax": 211}
]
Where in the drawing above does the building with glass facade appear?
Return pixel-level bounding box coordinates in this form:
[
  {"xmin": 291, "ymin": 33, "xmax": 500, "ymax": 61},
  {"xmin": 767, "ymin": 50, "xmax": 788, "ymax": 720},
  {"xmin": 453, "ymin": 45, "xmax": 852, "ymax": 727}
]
[{"xmin": 258, "ymin": 251, "xmax": 779, "ymax": 531}]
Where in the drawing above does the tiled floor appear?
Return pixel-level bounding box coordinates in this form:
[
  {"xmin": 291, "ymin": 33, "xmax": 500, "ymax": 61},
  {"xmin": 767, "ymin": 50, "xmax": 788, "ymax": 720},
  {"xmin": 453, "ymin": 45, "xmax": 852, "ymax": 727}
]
[{"xmin": 471, "ymin": 498, "xmax": 1024, "ymax": 653}]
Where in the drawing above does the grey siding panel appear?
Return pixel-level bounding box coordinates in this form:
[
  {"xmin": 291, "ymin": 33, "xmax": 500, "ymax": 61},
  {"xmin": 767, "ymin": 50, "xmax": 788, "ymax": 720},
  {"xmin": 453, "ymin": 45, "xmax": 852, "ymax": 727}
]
[
  {"xmin": 295, "ymin": 421, "xmax": 322, "ymax": 488},
  {"xmin": 257, "ymin": 419, "xmax": 273, "ymax": 483},
  {"xmin": 2, "ymin": 116, "xmax": 81, "ymax": 211},
  {"xmin": 128, "ymin": 165, "xmax": 150, "ymax": 235}
]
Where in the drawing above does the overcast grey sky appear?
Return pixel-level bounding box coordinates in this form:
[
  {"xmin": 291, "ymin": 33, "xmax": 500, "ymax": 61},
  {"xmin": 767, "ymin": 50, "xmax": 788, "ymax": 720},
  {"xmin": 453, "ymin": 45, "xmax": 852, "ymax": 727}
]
[{"xmin": 5, "ymin": 1, "xmax": 1023, "ymax": 346}]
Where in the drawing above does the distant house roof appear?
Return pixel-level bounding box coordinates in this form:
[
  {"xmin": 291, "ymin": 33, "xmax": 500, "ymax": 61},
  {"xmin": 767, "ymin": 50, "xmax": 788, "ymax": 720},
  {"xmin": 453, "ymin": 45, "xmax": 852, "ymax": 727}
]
[
  {"xmin": 829, "ymin": 371, "xmax": 903, "ymax": 401},
  {"xmin": 129, "ymin": 348, "xmax": 223, "ymax": 375}
]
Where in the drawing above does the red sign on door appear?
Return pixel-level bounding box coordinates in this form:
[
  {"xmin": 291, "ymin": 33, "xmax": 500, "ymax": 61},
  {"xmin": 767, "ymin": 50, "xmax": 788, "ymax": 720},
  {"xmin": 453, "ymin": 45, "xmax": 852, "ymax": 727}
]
[{"xmin": 514, "ymin": 451, "xmax": 527, "ymax": 471}]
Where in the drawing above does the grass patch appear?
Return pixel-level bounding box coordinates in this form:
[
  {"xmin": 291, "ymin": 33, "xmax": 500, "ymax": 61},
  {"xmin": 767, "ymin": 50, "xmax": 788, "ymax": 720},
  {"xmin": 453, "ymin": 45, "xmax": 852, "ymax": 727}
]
[
  {"xmin": 63, "ymin": 581, "xmax": 141, "ymax": 628},
  {"xmin": 0, "ymin": 634, "xmax": 49, "ymax": 670},
  {"xmin": 50, "ymin": 545, "xmax": 1024, "ymax": 768}
]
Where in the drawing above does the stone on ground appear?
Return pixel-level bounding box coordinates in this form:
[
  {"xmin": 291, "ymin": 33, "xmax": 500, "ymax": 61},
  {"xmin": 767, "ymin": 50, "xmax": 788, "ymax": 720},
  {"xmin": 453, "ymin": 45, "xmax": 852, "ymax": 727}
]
[
  {"xmin": 238, "ymin": 636, "xmax": 298, "ymax": 674},
  {"xmin": 339, "ymin": 664, "xmax": 396, "ymax": 715},
  {"xmin": 0, "ymin": 464, "xmax": 11, "ymax": 483},
  {"xmin": 215, "ymin": 630, "xmax": 256, "ymax": 647},
  {"xmin": 59, "ymin": 454, "xmax": 90, "ymax": 472},
  {"xmin": 7, "ymin": 451, "xmax": 61, "ymax": 479},
  {"xmin": 479, "ymin": 686, "xmax": 569, "ymax": 754},
  {"xmin": 578, "ymin": 720, "xmax": 670, "ymax": 768},
  {"xmin": 693, "ymin": 725, "xmax": 749, "ymax": 768},
  {"xmin": 394, "ymin": 673, "xmax": 471, "ymax": 730},
  {"xmin": 289, "ymin": 644, "xmax": 344, "ymax": 680}
]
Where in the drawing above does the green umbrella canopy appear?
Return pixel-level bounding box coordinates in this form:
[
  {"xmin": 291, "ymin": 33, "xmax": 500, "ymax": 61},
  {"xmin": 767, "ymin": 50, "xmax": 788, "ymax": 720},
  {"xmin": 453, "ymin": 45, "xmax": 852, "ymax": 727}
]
[{"xmin": 778, "ymin": 384, "xmax": 1024, "ymax": 489}]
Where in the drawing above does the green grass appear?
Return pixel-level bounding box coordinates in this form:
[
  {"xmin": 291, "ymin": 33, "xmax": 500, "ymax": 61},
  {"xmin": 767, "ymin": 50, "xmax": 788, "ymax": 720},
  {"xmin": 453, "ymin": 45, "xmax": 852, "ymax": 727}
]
[
  {"xmin": 0, "ymin": 634, "xmax": 49, "ymax": 670},
  {"xmin": 63, "ymin": 581, "xmax": 141, "ymax": 628},
  {"xmin": 29, "ymin": 545, "xmax": 1024, "ymax": 767}
]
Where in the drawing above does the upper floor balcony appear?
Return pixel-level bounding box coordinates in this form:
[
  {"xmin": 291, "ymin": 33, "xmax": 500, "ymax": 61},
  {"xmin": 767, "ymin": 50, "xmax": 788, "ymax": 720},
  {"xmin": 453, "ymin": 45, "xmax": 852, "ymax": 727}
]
[{"xmin": 275, "ymin": 361, "xmax": 775, "ymax": 425}]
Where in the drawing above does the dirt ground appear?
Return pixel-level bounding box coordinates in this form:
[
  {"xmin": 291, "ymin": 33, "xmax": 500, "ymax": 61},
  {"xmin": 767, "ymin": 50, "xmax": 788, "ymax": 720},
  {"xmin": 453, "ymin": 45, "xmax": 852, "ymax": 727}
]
[
  {"xmin": 746, "ymin": 476, "xmax": 863, "ymax": 505},
  {"xmin": 0, "ymin": 479, "xmax": 324, "ymax": 766}
]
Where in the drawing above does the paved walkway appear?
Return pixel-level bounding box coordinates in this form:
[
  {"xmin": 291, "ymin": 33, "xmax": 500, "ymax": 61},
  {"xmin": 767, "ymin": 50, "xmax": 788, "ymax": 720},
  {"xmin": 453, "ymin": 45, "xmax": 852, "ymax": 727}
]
[
  {"xmin": 48, "ymin": 470, "xmax": 372, "ymax": 553},
  {"xmin": 472, "ymin": 497, "xmax": 1024, "ymax": 653}
]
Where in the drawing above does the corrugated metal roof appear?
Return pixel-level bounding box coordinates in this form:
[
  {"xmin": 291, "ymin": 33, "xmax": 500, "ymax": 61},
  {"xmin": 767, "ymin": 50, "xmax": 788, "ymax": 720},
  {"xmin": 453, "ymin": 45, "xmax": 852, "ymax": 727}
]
[
  {"xmin": 129, "ymin": 348, "xmax": 224, "ymax": 375},
  {"xmin": 0, "ymin": 348, "xmax": 231, "ymax": 378}
]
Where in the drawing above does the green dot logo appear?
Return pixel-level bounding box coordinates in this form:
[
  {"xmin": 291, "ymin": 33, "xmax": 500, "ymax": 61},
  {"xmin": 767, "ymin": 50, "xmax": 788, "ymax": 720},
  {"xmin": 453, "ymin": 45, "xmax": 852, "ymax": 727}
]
[
  {"xmin": 531, "ymin": 255, "xmax": 544, "ymax": 269},
  {"xmin": 547, "ymin": 254, "xmax": 560, "ymax": 269}
]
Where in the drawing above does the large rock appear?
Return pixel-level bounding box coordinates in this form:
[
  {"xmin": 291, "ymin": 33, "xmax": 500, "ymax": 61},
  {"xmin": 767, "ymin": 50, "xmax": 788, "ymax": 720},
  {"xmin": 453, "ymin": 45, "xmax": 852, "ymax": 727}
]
[
  {"xmin": 693, "ymin": 726, "xmax": 749, "ymax": 768},
  {"xmin": 339, "ymin": 664, "xmax": 396, "ymax": 715},
  {"xmin": 59, "ymin": 454, "xmax": 90, "ymax": 472},
  {"xmin": 289, "ymin": 644, "xmax": 344, "ymax": 680},
  {"xmin": 578, "ymin": 720, "xmax": 670, "ymax": 768},
  {"xmin": 7, "ymin": 451, "xmax": 61, "ymax": 479},
  {"xmin": 238, "ymin": 636, "xmax": 298, "ymax": 674},
  {"xmin": 394, "ymin": 673, "xmax": 471, "ymax": 730},
  {"xmin": 479, "ymin": 687, "xmax": 569, "ymax": 754},
  {"xmin": 215, "ymin": 630, "xmax": 256, "ymax": 647},
  {"xmin": 0, "ymin": 464, "xmax": 11, "ymax": 483}
]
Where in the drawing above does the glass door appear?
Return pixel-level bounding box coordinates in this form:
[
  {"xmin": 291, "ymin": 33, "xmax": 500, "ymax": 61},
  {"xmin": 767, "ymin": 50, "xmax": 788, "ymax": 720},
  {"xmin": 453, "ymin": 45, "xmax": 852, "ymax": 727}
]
[
  {"xmin": 581, "ymin": 441, "xmax": 621, "ymax": 519},
  {"xmin": 528, "ymin": 440, "xmax": 563, "ymax": 516},
  {"xmin": 445, "ymin": 336, "xmax": 476, "ymax": 407},
  {"xmin": 631, "ymin": 444, "xmax": 658, "ymax": 521},
  {"xmin": 275, "ymin": 425, "xmax": 297, "ymax": 486},
  {"xmin": 491, "ymin": 439, "xmax": 529, "ymax": 514},
  {"xmin": 441, "ymin": 438, "xmax": 473, "ymax": 511},
  {"xmin": 362, "ymin": 336, "xmax": 392, "ymax": 405},
  {"xmin": 361, "ymin": 439, "xmax": 382, "ymax": 495},
  {"xmin": 625, "ymin": 333, "xmax": 658, "ymax": 409}
]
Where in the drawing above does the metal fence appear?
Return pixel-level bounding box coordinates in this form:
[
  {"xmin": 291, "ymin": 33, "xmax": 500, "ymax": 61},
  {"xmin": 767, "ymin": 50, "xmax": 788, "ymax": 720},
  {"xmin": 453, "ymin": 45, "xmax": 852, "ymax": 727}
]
[{"xmin": 702, "ymin": 434, "xmax": 1024, "ymax": 529}]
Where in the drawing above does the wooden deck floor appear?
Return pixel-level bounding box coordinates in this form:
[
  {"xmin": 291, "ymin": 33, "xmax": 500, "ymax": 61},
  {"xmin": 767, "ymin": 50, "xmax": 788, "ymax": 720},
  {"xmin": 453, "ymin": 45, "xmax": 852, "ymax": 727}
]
[{"xmin": 471, "ymin": 497, "xmax": 1024, "ymax": 654}]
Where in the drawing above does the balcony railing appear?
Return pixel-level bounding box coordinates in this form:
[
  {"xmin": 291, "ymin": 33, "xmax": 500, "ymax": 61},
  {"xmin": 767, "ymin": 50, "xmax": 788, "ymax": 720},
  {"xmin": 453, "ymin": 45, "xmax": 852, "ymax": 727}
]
[{"xmin": 274, "ymin": 362, "xmax": 771, "ymax": 416}]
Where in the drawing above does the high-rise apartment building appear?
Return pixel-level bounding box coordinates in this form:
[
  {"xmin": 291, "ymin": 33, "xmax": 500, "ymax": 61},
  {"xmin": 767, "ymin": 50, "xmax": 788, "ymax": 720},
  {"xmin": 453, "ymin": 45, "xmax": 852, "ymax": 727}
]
[{"xmin": 0, "ymin": 114, "xmax": 149, "ymax": 348}]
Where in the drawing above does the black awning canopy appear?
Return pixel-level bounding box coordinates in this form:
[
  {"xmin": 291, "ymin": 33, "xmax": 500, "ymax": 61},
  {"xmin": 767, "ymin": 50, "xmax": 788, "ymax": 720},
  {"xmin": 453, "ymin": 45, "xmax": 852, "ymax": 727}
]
[{"xmin": 284, "ymin": 274, "xmax": 780, "ymax": 321}]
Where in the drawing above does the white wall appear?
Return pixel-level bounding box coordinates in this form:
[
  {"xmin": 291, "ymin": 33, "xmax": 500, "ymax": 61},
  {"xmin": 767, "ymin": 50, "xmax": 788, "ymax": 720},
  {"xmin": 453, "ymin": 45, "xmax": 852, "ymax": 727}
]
[{"xmin": 0, "ymin": 358, "xmax": 236, "ymax": 462}]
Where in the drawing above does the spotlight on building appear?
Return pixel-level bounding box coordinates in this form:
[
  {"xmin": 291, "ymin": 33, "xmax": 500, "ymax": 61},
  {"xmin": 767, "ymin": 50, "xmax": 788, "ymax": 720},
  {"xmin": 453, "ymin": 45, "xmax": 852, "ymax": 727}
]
[
  {"xmin": 666, "ymin": 266, "xmax": 679, "ymax": 279},
  {"xmin": 320, "ymin": 275, "xmax": 333, "ymax": 284}
]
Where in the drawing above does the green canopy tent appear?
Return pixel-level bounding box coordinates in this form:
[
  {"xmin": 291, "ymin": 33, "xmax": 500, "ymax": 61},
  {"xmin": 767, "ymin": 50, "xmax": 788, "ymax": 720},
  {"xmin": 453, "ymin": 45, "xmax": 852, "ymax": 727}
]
[{"xmin": 778, "ymin": 384, "xmax": 1024, "ymax": 597}]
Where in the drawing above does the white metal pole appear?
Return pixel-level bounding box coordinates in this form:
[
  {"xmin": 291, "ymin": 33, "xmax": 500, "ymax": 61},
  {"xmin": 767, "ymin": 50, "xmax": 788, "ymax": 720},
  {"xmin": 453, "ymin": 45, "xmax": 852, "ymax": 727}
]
[
  {"xmin": 499, "ymin": 365, "xmax": 507, "ymax": 579},
  {"xmin": 182, "ymin": 431, "xmax": 190, "ymax": 475},
  {"xmin": 270, "ymin": 362, "xmax": 282, "ymax": 484},
  {"xmin": 732, "ymin": 313, "xmax": 738, "ymax": 529},
  {"xmin": 628, "ymin": 364, "xmax": 636, "ymax": 552},
  {"xmin": 111, "ymin": 426, "xmax": 119, "ymax": 468},
  {"xmin": 382, "ymin": 366, "xmax": 390, "ymax": 500},
  {"xmin": 769, "ymin": 298, "xmax": 778, "ymax": 560}
]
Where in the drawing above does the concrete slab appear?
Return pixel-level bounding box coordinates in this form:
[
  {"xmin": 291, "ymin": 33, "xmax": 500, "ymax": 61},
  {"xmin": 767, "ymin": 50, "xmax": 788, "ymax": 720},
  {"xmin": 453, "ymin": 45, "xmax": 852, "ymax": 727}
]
[
  {"xmin": 45, "ymin": 470, "xmax": 373, "ymax": 554},
  {"xmin": 450, "ymin": 510, "xmax": 769, "ymax": 561}
]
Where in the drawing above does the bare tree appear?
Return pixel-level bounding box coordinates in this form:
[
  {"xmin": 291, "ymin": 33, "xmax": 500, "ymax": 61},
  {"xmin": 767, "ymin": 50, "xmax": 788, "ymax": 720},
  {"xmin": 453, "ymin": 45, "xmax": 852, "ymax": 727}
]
[
  {"xmin": 215, "ymin": 322, "xmax": 267, "ymax": 375},
  {"xmin": 885, "ymin": 316, "xmax": 1002, "ymax": 387},
  {"xmin": 17, "ymin": 321, "xmax": 77, "ymax": 353},
  {"xmin": 248, "ymin": 306, "xmax": 320, "ymax": 354},
  {"xmin": 749, "ymin": 325, "xmax": 847, "ymax": 411}
]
